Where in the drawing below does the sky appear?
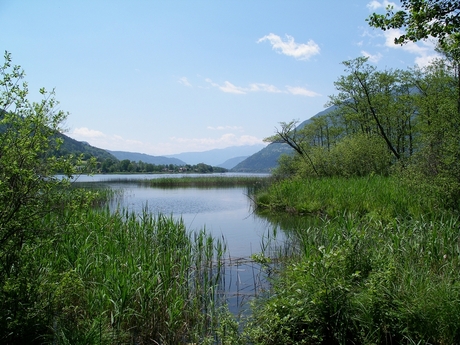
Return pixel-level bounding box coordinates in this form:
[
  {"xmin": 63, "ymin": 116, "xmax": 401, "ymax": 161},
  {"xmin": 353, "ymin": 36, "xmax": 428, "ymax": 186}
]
[{"xmin": 1, "ymin": 0, "xmax": 439, "ymax": 156}]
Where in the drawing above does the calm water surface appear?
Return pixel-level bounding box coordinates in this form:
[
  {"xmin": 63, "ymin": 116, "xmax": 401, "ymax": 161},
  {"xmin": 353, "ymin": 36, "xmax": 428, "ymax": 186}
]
[
  {"xmin": 74, "ymin": 173, "xmax": 282, "ymax": 312},
  {"xmin": 74, "ymin": 173, "xmax": 275, "ymax": 258}
]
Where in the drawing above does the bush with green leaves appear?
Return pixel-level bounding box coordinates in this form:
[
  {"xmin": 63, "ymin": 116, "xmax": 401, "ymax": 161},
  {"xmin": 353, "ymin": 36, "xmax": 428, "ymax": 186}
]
[
  {"xmin": 0, "ymin": 52, "xmax": 95, "ymax": 343},
  {"xmin": 0, "ymin": 51, "xmax": 93, "ymax": 265},
  {"xmin": 246, "ymin": 213, "xmax": 460, "ymax": 344}
]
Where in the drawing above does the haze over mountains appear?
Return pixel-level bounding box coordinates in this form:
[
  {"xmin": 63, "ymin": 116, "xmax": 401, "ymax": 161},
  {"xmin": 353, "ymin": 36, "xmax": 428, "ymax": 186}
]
[
  {"xmin": 106, "ymin": 150, "xmax": 186, "ymax": 166},
  {"xmin": 107, "ymin": 144, "xmax": 266, "ymax": 170},
  {"xmin": 60, "ymin": 106, "xmax": 335, "ymax": 172},
  {"xmin": 106, "ymin": 103, "xmax": 335, "ymax": 172},
  {"xmin": 165, "ymin": 144, "xmax": 266, "ymax": 166}
]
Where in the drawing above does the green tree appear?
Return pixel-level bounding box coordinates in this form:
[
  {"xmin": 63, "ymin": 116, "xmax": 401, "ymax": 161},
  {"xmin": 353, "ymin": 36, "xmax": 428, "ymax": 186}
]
[
  {"xmin": 0, "ymin": 51, "xmax": 96, "ymax": 342},
  {"xmin": 328, "ymin": 57, "xmax": 416, "ymax": 162},
  {"xmin": 367, "ymin": 0, "xmax": 460, "ymax": 46},
  {"xmin": 369, "ymin": 0, "xmax": 460, "ymax": 113},
  {"xmin": 119, "ymin": 159, "xmax": 130, "ymax": 171},
  {"xmin": 264, "ymin": 120, "xmax": 320, "ymax": 176},
  {"xmin": 406, "ymin": 58, "xmax": 460, "ymax": 204},
  {"xmin": 0, "ymin": 52, "xmax": 87, "ymax": 263}
]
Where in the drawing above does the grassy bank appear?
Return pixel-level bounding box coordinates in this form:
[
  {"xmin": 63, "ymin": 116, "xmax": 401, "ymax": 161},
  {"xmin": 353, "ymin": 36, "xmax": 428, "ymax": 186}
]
[
  {"xmin": 245, "ymin": 176, "xmax": 460, "ymax": 344},
  {"xmin": 1, "ymin": 206, "xmax": 229, "ymax": 344},
  {"xmin": 254, "ymin": 175, "xmax": 442, "ymax": 220},
  {"xmin": 7, "ymin": 173, "xmax": 458, "ymax": 344},
  {"xmin": 109, "ymin": 175, "xmax": 272, "ymax": 188}
]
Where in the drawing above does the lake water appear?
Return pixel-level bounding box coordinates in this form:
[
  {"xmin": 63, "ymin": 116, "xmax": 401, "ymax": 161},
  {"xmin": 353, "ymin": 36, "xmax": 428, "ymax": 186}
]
[{"xmin": 73, "ymin": 173, "xmax": 283, "ymax": 313}]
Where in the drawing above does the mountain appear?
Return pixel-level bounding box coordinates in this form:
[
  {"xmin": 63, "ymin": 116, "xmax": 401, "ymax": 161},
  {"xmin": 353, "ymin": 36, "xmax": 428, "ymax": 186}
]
[
  {"xmin": 231, "ymin": 143, "xmax": 293, "ymax": 172},
  {"xmin": 106, "ymin": 150, "xmax": 186, "ymax": 165},
  {"xmin": 0, "ymin": 109, "xmax": 116, "ymax": 161},
  {"xmin": 57, "ymin": 133, "xmax": 118, "ymax": 161},
  {"xmin": 217, "ymin": 156, "xmax": 249, "ymax": 170},
  {"xmin": 165, "ymin": 144, "xmax": 266, "ymax": 166},
  {"xmin": 231, "ymin": 105, "xmax": 338, "ymax": 173}
]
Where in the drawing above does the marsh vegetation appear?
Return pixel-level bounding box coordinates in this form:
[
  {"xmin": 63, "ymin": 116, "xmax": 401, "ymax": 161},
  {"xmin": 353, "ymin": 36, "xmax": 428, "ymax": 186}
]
[{"xmin": 4, "ymin": 2, "xmax": 460, "ymax": 342}]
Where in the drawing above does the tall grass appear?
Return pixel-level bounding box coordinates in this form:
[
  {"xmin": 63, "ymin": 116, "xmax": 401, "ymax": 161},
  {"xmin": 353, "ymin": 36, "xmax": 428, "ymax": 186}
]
[
  {"xmin": 246, "ymin": 213, "xmax": 460, "ymax": 344},
  {"xmin": 254, "ymin": 175, "xmax": 442, "ymax": 220},
  {"xmin": 245, "ymin": 175, "xmax": 460, "ymax": 344},
  {"xmin": 22, "ymin": 207, "xmax": 228, "ymax": 344},
  {"xmin": 108, "ymin": 176, "xmax": 272, "ymax": 189}
]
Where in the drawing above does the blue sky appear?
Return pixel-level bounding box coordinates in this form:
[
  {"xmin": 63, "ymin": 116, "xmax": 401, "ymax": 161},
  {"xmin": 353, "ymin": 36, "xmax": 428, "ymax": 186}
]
[{"xmin": 1, "ymin": 0, "xmax": 439, "ymax": 155}]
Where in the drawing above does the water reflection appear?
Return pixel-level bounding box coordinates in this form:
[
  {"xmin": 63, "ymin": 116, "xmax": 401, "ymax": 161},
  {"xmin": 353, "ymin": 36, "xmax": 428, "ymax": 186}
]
[{"xmin": 75, "ymin": 174, "xmax": 281, "ymax": 314}]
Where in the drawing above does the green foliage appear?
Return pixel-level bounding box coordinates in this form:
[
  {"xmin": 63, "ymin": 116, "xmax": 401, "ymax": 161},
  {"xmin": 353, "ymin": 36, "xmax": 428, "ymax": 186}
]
[
  {"xmin": 131, "ymin": 175, "xmax": 271, "ymax": 188},
  {"xmin": 246, "ymin": 212, "xmax": 460, "ymax": 344},
  {"xmin": 402, "ymin": 58, "xmax": 460, "ymax": 207},
  {"xmin": 0, "ymin": 51, "xmax": 98, "ymax": 343},
  {"xmin": 270, "ymin": 55, "xmax": 460, "ymax": 205},
  {"xmin": 0, "ymin": 53, "xmax": 239, "ymax": 343},
  {"xmin": 35, "ymin": 209, "xmax": 226, "ymax": 344},
  {"xmin": 1, "ymin": 205, "xmax": 229, "ymax": 344},
  {"xmin": 322, "ymin": 134, "xmax": 391, "ymax": 177},
  {"xmin": 255, "ymin": 175, "xmax": 438, "ymax": 220},
  {"xmin": 0, "ymin": 52, "xmax": 95, "ymax": 270},
  {"xmin": 269, "ymin": 57, "xmax": 417, "ymax": 179},
  {"xmin": 98, "ymin": 157, "xmax": 227, "ymax": 174},
  {"xmin": 367, "ymin": 0, "xmax": 460, "ymax": 46}
]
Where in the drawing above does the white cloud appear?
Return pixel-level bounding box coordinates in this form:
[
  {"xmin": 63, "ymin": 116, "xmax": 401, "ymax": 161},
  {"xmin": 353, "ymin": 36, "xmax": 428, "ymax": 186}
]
[
  {"xmin": 219, "ymin": 81, "xmax": 247, "ymax": 94},
  {"xmin": 169, "ymin": 133, "xmax": 264, "ymax": 150},
  {"xmin": 71, "ymin": 127, "xmax": 106, "ymax": 138},
  {"xmin": 248, "ymin": 83, "xmax": 283, "ymax": 93},
  {"xmin": 68, "ymin": 127, "xmax": 265, "ymax": 156},
  {"xmin": 178, "ymin": 77, "xmax": 192, "ymax": 87},
  {"xmin": 257, "ymin": 33, "xmax": 320, "ymax": 60},
  {"xmin": 206, "ymin": 78, "xmax": 319, "ymax": 97},
  {"xmin": 207, "ymin": 125, "xmax": 244, "ymax": 131},
  {"xmin": 383, "ymin": 29, "xmax": 440, "ymax": 67},
  {"xmin": 414, "ymin": 54, "xmax": 439, "ymax": 67},
  {"xmin": 361, "ymin": 50, "xmax": 383, "ymax": 63},
  {"xmin": 366, "ymin": 0, "xmax": 398, "ymax": 11},
  {"xmin": 205, "ymin": 78, "xmax": 245, "ymax": 94},
  {"xmin": 286, "ymin": 86, "xmax": 321, "ymax": 97}
]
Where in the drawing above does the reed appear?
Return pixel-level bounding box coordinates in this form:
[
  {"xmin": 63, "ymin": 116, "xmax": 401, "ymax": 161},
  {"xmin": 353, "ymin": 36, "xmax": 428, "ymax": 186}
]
[
  {"xmin": 254, "ymin": 175, "xmax": 441, "ymax": 220},
  {"xmin": 246, "ymin": 212, "xmax": 460, "ymax": 344},
  {"xmin": 246, "ymin": 175, "xmax": 460, "ymax": 344},
  {"xmin": 26, "ymin": 207, "xmax": 228, "ymax": 344},
  {"xmin": 106, "ymin": 175, "xmax": 272, "ymax": 189}
]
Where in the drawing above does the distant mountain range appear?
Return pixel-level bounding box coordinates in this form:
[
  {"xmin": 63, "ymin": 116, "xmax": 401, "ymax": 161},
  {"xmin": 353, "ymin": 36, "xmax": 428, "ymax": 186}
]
[
  {"xmin": 55, "ymin": 105, "xmax": 336, "ymax": 172},
  {"xmin": 231, "ymin": 142, "xmax": 293, "ymax": 172},
  {"xmin": 104, "ymin": 145, "xmax": 266, "ymax": 169},
  {"xmin": 107, "ymin": 150, "xmax": 186, "ymax": 166},
  {"xmin": 56, "ymin": 133, "xmax": 117, "ymax": 161},
  {"xmin": 217, "ymin": 156, "xmax": 249, "ymax": 170},
  {"xmin": 165, "ymin": 144, "xmax": 266, "ymax": 166},
  {"xmin": 231, "ymin": 105, "xmax": 337, "ymax": 172}
]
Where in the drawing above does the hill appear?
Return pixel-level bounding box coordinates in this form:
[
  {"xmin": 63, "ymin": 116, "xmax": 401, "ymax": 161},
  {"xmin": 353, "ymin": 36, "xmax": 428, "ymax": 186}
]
[
  {"xmin": 217, "ymin": 156, "xmax": 249, "ymax": 170},
  {"xmin": 231, "ymin": 105, "xmax": 338, "ymax": 172},
  {"xmin": 0, "ymin": 109, "xmax": 116, "ymax": 162},
  {"xmin": 57, "ymin": 133, "xmax": 118, "ymax": 161},
  {"xmin": 107, "ymin": 150, "xmax": 186, "ymax": 165},
  {"xmin": 231, "ymin": 143, "xmax": 293, "ymax": 172},
  {"xmin": 165, "ymin": 144, "xmax": 266, "ymax": 166}
]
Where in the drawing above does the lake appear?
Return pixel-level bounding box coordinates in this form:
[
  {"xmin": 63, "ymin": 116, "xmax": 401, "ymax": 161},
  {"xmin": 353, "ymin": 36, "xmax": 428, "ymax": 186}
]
[{"xmin": 73, "ymin": 173, "xmax": 283, "ymax": 313}]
